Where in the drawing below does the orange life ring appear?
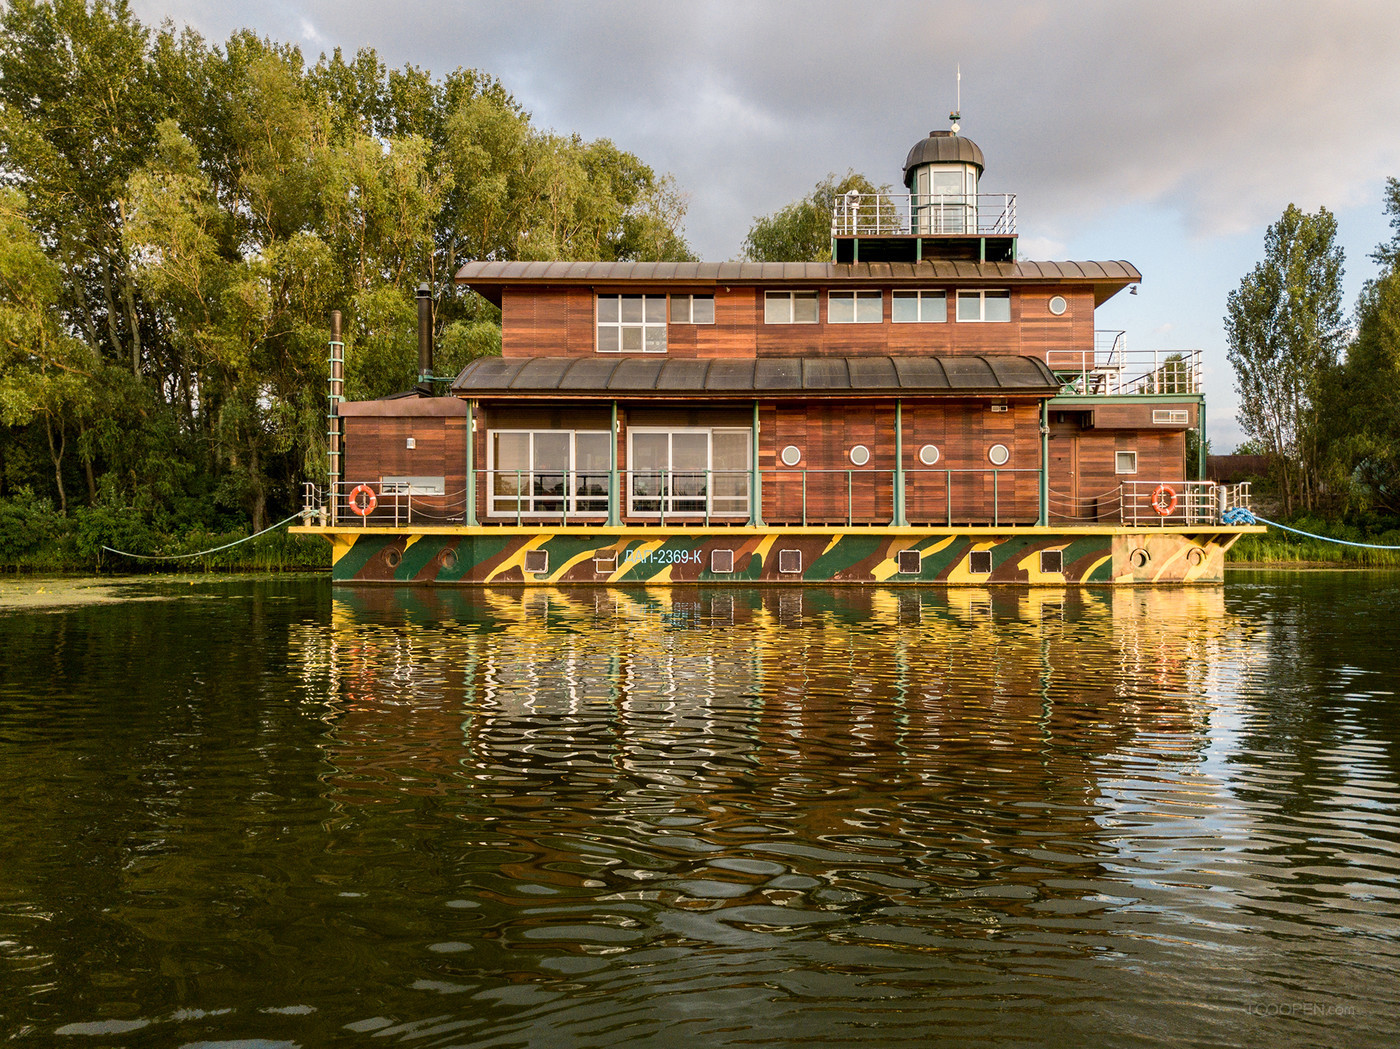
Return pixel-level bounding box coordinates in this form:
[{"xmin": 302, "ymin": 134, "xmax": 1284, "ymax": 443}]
[
  {"xmin": 349, "ymin": 484, "xmax": 377, "ymax": 517},
  {"xmin": 1151, "ymin": 484, "xmax": 1178, "ymax": 516}
]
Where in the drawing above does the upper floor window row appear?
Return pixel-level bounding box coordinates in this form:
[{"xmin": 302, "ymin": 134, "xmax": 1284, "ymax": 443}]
[
  {"xmin": 764, "ymin": 288, "xmax": 1012, "ymax": 325},
  {"xmin": 597, "ymin": 294, "xmax": 715, "ymax": 353}
]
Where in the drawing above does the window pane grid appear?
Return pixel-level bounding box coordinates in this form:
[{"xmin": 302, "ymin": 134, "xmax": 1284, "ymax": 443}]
[
  {"xmin": 597, "ymin": 294, "xmax": 667, "ymax": 352},
  {"xmin": 489, "ymin": 430, "xmax": 613, "ymax": 516},
  {"xmin": 628, "ymin": 427, "xmax": 752, "ymax": 517},
  {"xmin": 765, "ymin": 291, "xmax": 818, "ymax": 324},
  {"xmin": 893, "ymin": 290, "xmax": 946, "ymax": 323},
  {"xmin": 829, "ymin": 290, "xmax": 882, "ymax": 324}
]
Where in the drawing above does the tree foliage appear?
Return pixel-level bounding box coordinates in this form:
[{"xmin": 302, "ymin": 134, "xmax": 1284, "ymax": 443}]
[
  {"xmin": 0, "ymin": 0, "xmax": 693, "ymax": 548},
  {"xmin": 742, "ymin": 171, "xmax": 883, "ymax": 262},
  {"xmin": 1224, "ymin": 204, "xmax": 1346, "ymax": 514}
]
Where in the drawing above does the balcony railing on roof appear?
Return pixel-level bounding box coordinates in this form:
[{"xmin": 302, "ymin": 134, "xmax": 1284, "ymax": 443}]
[
  {"xmin": 1047, "ymin": 333, "xmax": 1203, "ymax": 396},
  {"xmin": 831, "ymin": 192, "xmax": 1017, "ymax": 238}
]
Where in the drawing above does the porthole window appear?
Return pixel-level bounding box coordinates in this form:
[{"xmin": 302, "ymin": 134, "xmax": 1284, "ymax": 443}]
[
  {"xmin": 1048, "ymin": 295, "xmax": 1068, "ymax": 316},
  {"xmin": 918, "ymin": 444, "xmax": 940, "ymax": 466},
  {"xmin": 849, "ymin": 444, "xmax": 871, "ymax": 466},
  {"xmin": 988, "ymin": 443, "xmax": 1010, "ymax": 466},
  {"xmin": 780, "ymin": 445, "xmax": 802, "ymax": 467}
]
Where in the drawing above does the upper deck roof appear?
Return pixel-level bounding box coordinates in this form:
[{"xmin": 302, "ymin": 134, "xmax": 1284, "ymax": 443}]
[{"xmin": 455, "ymin": 259, "xmax": 1140, "ymax": 307}]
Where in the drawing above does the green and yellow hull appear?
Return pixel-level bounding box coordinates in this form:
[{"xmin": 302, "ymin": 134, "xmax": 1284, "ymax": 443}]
[{"xmin": 292, "ymin": 524, "xmax": 1262, "ymax": 586}]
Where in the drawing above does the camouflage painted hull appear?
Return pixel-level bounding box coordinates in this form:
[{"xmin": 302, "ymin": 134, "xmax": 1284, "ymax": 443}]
[{"xmin": 292, "ymin": 525, "xmax": 1258, "ymax": 585}]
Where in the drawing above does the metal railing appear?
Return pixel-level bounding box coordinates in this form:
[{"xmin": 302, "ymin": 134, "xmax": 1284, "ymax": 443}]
[
  {"xmin": 1118, "ymin": 481, "xmax": 1252, "ymax": 527},
  {"xmin": 303, "ymin": 474, "xmax": 1252, "ymax": 529},
  {"xmin": 831, "ymin": 192, "xmax": 1017, "ymax": 238},
  {"xmin": 1048, "ymin": 334, "xmax": 1202, "ymax": 396}
]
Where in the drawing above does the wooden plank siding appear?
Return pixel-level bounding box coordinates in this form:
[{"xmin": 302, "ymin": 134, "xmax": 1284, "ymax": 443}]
[
  {"xmin": 499, "ymin": 285, "xmax": 1093, "ymax": 363},
  {"xmin": 343, "ymin": 415, "xmax": 471, "ymax": 522},
  {"xmin": 1048, "ymin": 429, "xmax": 1186, "ymax": 523}
]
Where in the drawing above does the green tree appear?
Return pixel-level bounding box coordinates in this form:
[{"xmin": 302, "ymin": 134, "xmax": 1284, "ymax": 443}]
[
  {"xmin": 1224, "ymin": 204, "xmax": 1346, "ymax": 514},
  {"xmin": 742, "ymin": 171, "xmax": 882, "ymax": 262}
]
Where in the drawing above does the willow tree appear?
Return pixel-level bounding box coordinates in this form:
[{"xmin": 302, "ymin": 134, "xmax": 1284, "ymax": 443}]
[
  {"xmin": 742, "ymin": 171, "xmax": 883, "ymax": 262},
  {"xmin": 1225, "ymin": 204, "xmax": 1346, "ymax": 514}
]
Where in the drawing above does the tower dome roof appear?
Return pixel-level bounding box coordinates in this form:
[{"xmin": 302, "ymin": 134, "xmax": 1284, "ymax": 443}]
[{"xmin": 902, "ymin": 131, "xmax": 985, "ymax": 187}]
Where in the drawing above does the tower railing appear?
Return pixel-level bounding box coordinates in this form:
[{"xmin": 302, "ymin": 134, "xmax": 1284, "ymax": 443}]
[{"xmin": 831, "ymin": 192, "xmax": 1016, "ymax": 238}]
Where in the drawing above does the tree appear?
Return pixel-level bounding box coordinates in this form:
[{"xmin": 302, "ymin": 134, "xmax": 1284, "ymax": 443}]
[
  {"xmin": 1224, "ymin": 204, "xmax": 1346, "ymax": 514},
  {"xmin": 742, "ymin": 171, "xmax": 883, "ymax": 262}
]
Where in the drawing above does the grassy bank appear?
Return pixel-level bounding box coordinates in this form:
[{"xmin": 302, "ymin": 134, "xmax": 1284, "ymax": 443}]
[
  {"xmin": 1228, "ymin": 514, "xmax": 1400, "ymax": 567},
  {"xmin": 0, "ymin": 493, "xmax": 329, "ymax": 574}
]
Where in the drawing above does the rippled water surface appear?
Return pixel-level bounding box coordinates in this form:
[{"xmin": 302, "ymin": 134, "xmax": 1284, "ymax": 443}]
[{"xmin": 3, "ymin": 573, "xmax": 1400, "ymax": 1047}]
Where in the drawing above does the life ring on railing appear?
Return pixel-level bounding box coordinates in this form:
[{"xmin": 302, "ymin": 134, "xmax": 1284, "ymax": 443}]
[
  {"xmin": 349, "ymin": 484, "xmax": 377, "ymax": 517},
  {"xmin": 1150, "ymin": 484, "xmax": 1178, "ymax": 516}
]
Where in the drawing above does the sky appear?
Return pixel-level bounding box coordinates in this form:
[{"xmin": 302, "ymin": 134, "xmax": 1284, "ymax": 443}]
[{"xmin": 132, "ymin": 0, "xmax": 1400, "ymax": 451}]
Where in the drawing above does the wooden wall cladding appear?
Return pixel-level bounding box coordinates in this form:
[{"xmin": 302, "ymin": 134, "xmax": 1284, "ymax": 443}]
[
  {"xmin": 1048, "ymin": 430, "xmax": 1186, "ymax": 522},
  {"xmin": 499, "ymin": 285, "xmax": 1094, "ymax": 361},
  {"xmin": 1090, "ymin": 402, "xmax": 1198, "ymax": 429},
  {"xmin": 344, "ymin": 415, "xmax": 470, "ymax": 519},
  {"xmin": 761, "ymin": 400, "xmax": 1039, "ymax": 525}
]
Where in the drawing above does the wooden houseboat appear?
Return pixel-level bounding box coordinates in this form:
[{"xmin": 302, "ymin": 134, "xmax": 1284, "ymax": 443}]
[{"xmin": 295, "ymin": 127, "xmax": 1259, "ymax": 585}]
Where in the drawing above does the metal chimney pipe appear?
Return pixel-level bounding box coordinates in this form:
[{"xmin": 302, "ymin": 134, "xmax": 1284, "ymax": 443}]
[{"xmin": 416, "ymin": 282, "xmax": 433, "ymax": 386}]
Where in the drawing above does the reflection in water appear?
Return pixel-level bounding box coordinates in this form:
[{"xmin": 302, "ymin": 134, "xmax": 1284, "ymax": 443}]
[{"xmin": 2, "ymin": 577, "xmax": 1400, "ymax": 1046}]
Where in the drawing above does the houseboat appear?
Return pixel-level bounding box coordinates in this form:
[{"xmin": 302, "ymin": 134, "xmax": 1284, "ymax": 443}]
[{"xmin": 295, "ymin": 126, "xmax": 1258, "ymax": 585}]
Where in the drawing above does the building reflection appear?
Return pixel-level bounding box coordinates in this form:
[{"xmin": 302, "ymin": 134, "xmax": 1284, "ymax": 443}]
[{"xmin": 286, "ymin": 585, "xmax": 1245, "ymax": 936}]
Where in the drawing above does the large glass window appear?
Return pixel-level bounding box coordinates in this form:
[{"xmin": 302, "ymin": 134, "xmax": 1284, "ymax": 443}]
[
  {"xmin": 892, "ymin": 290, "xmax": 947, "ymax": 323},
  {"xmin": 764, "ymin": 290, "xmax": 819, "ymax": 324},
  {"xmin": 628, "ymin": 428, "xmax": 751, "ymax": 517},
  {"xmin": 828, "ymin": 290, "xmax": 882, "ymax": 323},
  {"xmin": 490, "ymin": 430, "xmax": 611, "ymax": 517},
  {"xmin": 956, "ymin": 289, "xmax": 1011, "ymax": 322},
  {"xmin": 597, "ymin": 294, "xmax": 667, "ymax": 352}
]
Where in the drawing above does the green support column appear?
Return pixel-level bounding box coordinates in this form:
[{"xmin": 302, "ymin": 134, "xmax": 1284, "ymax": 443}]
[
  {"xmin": 465, "ymin": 400, "xmax": 478, "ymax": 526},
  {"xmin": 893, "ymin": 399, "xmax": 907, "ymax": 526},
  {"xmin": 1038, "ymin": 401, "xmax": 1050, "ymax": 527},
  {"xmin": 608, "ymin": 401, "xmax": 621, "ymax": 526},
  {"xmin": 1197, "ymin": 400, "xmax": 1207, "ymax": 481},
  {"xmin": 750, "ymin": 401, "xmax": 764, "ymax": 526}
]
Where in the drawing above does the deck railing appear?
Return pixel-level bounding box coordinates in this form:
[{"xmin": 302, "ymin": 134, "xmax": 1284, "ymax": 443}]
[
  {"xmin": 303, "ymin": 474, "xmax": 1252, "ymax": 530},
  {"xmin": 831, "ymin": 192, "xmax": 1017, "ymax": 238},
  {"xmin": 1048, "ymin": 334, "xmax": 1202, "ymax": 396}
]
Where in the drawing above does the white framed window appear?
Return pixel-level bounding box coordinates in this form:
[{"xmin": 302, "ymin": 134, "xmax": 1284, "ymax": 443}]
[
  {"xmin": 780, "ymin": 445, "xmax": 802, "ymax": 467},
  {"xmin": 597, "ymin": 294, "xmax": 667, "ymax": 352},
  {"xmin": 670, "ymin": 294, "xmax": 714, "ymax": 324},
  {"xmin": 1048, "ymin": 295, "xmax": 1068, "ymax": 316},
  {"xmin": 1152, "ymin": 409, "xmax": 1189, "ymax": 425},
  {"xmin": 764, "ymin": 290, "xmax": 819, "ymax": 324},
  {"xmin": 918, "ymin": 444, "xmax": 940, "ymax": 466},
  {"xmin": 828, "ymin": 290, "xmax": 882, "ymax": 323},
  {"xmin": 892, "ymin": 290, "xmax": 947, "ymax": 323},
  {"xmin": 489, "ymin": 430, "xmax": 611, "ymax": 517},
  {"xmin": 988, "ymin": 443, "xmax": 1010, "ymax": 466},
  {"xmin": 1116, "ymin": 450, "xmax": 1138, "ymax": 474},
  {"xmin": 956, "ymin": 290, "xmax": 1011, "ymax": 322},
  {"xmin": 628, "ymin": 427, "xmax": 751, "ymax": 517},
  {"xmin": 849, "ymin": 444, "xmax": 871, "ymax": 466}
]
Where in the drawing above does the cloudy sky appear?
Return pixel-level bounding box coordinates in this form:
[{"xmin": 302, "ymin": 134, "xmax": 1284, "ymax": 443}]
[{"xmin": 133, "ymin": 0, "xmax": 1400, "ymax": 450}]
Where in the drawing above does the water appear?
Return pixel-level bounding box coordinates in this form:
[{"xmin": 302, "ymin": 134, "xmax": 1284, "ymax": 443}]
[{"xmin": 2, "ymin": 574, "xmax": 1400, "ymax": 1047}]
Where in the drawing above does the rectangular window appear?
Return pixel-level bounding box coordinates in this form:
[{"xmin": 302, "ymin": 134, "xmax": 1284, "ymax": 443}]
[
  {"xmin": 489, "ymin": 430, "xmax": 612, "ymax": 517},
  {"xmin": 764, "ymin": 290, "xmax": 819, "ymax": 324},
  {"xmin": 597, "ymin": 294, "xmax": 667, "ymax": 352},
  {"xmin": 670, "ymin": 294, "xmax": 715, "ymax": 324},
  {"xmin": 892, "ymin": 290, "xmax": 947, "ymax": 323},
  {"xmin": 956, "ymin": 289, "xmax": 1011, "ymax": 322},
  {"xmin": 1152, "ymin": 409, "xmax": 1190, "ymax": 425},
  {"xmin": 380, "ymin": 476, "xmax": 445, "ymax": 496},
  {"xmin": 828, "ymin": 290, "xmax": 882, "ymax": 323},
  {"xmin": 628, "ymin": 427, "xmax": 752, "ymax": 517},
  {"xmin": 1115, "ymin": 450, "xmax": 1138, "ymax": 475}
]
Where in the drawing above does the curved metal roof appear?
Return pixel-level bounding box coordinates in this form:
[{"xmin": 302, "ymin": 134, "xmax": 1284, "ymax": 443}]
[
  {"xmin": 455, "ymin": 259, "xmax": 1140, "ymax": 285},
  {"xmin": 449, "ymin": 355, "xmax": 1060, "ymax": 399},
  {"xmin": 903, "ymin": 131, "xmax": 986, "ymax": 183}
]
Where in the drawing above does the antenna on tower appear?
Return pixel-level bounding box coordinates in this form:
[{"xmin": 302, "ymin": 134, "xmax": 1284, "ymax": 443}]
[{"xmin": 949, "ymin": 65, "xmax": 961, "ymax": 133}]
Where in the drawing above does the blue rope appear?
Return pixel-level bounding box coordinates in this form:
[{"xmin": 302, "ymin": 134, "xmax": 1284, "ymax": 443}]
[{"xmin": 1224, "ymin": 507, "xmax": 1400, "ymax": 550}]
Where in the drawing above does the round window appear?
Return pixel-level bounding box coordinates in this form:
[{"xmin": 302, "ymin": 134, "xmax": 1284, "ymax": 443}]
[
  {"xmin": 849, "ymin": 444, "xmax": 871, "ymax": 466},
  {"xmin": 1048, "ymin": 295, "xmax": 1068, "ymax": 316},
  {"xmin": 918, "ymin": 444, "xmax": 940, "ymax": 466},
  {"xmin": 988, "ymin": 443, "xmax": 1010, "ymax": 466},
  {"xmin": 780, "ymin": 445, "xmax": 802, "ymax": 467}
]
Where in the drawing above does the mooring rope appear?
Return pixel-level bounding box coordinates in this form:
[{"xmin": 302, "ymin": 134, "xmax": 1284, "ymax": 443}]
[
  {"xmin": 1222, "ymin": 507, "xmax": 1400, "ymax": 550},
  {"xmin": 101, "ymin": 510, "xmax": 310, "ymax": 561}
]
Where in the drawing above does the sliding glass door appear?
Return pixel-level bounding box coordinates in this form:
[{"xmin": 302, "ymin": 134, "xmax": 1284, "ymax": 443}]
[
  {"xmin": 627, "ymin": 428, "xmax": 751, "ymax": 518},
  {"xmin": 490, "ymin": 430, "xmax": 611, "ymax": 518}
]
